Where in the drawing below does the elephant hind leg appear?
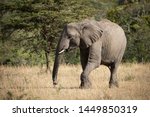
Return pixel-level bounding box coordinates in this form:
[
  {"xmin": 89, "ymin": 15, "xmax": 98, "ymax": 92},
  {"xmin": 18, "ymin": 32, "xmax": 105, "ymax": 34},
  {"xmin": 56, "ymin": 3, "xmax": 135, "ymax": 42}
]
[{"xmin": 109, "ymin": 63, "xmax": 119, "ymax": 88}]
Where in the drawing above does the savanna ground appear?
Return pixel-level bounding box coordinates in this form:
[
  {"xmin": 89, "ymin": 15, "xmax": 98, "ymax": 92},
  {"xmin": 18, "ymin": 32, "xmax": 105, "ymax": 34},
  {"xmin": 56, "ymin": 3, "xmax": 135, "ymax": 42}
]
[{"xmin": 0, "ymin": 63, "xmax": 150, "ymax": 100}]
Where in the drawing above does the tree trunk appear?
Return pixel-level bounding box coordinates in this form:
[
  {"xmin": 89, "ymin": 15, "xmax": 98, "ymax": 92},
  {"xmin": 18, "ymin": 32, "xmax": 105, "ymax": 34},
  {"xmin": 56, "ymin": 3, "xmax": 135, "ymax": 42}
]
[{"xmin": 45, "ymin": 50, "xmax": 51, "ymax": 72}]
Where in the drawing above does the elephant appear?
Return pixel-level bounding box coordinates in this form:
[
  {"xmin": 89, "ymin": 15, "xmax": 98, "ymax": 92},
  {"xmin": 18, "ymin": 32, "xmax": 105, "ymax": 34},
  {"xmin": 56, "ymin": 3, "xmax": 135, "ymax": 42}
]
[{"xmin": 52, "ymin": 19, "xmax": 127, "ymax": 89}]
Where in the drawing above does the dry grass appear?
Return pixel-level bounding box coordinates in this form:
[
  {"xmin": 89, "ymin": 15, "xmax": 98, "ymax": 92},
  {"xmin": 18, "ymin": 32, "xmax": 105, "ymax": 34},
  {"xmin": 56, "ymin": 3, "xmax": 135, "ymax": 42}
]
[{"xmin": 0, "ymin": 63, "xmax": 150, "ymax": 100}]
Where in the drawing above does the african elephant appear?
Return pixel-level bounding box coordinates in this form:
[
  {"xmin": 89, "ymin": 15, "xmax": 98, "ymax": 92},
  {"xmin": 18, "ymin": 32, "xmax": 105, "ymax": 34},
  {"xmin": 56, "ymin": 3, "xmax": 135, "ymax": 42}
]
[{"xmin": 52, "ymin": 19, "xmax": 127, "ymax": 88}]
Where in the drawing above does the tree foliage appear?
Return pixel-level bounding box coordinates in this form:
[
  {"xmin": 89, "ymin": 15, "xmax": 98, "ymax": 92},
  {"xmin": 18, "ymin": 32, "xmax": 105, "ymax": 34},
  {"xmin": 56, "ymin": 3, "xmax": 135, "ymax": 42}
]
[
  {"xmin": 0, "ymin": 0, "xmax": 150, "ymax": 66},
  {"xmin": 0, "ymin": 0, "xmax": 97, "ymax": 67}
]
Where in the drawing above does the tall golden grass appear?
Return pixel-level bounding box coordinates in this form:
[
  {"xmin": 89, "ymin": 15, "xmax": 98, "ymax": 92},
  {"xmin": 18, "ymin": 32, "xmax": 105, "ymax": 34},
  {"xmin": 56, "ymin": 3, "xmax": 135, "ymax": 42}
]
[{"xmin": 0, "ymin": 63, "xmax": 150, "ymax": 100}]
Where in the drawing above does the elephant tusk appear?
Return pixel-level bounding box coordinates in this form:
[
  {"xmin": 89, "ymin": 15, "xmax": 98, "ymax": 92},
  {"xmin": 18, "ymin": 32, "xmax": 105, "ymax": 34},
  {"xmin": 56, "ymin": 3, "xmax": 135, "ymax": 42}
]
[{"xmin": 58, "ymin": 49, "xmax": 65, "ymax": 54}]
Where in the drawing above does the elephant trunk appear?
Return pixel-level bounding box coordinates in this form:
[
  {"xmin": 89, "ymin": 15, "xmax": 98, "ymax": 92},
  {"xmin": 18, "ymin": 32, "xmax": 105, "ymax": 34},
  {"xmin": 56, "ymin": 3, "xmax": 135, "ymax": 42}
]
[
  {"xmin": 52, "ymin": 34, "xmax": 70, "ymax": 85},
  {"xmin": 52, "ymin": 48, "xmax": 61, "ymax": 85},
  {"xmin": 52, "ymin": 39, "xmax": 65, "ymax": 85}
]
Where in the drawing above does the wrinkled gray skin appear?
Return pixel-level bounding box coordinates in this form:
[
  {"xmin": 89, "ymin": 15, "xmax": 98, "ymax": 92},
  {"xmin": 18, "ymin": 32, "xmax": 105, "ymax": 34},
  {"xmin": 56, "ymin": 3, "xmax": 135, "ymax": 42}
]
[{"xmin": 52, "ymin": 19, "xmax": 127, "ymax": 88}]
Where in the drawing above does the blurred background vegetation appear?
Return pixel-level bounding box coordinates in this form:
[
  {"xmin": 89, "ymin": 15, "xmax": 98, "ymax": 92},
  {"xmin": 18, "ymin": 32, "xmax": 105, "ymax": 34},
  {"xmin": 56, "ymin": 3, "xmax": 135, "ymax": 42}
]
[{"xmin": 0, "ymin": 0, "xmax": 150, "ymax": 70}]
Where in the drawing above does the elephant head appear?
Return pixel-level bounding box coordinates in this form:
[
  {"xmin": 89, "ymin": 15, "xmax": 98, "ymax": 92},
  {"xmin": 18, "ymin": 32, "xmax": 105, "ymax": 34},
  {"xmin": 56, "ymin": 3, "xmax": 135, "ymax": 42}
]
[{"xmin": 52, "ymin": 20, "xmax": 103, "ymax": 85}]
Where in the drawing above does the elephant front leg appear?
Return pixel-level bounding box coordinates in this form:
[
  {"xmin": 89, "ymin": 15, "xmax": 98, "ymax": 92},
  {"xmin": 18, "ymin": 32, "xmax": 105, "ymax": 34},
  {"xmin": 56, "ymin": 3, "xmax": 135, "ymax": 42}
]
[
  {"xmin": 80, "ymin": 42, "xmax": 101, "ymax": 89},
  {"xmin": 80, "ymin": 63, "xmax": 99, "ymax": 89},
  {"xmin": 80, "ymin": 72, "xmax": 91, "ymax": 89}
]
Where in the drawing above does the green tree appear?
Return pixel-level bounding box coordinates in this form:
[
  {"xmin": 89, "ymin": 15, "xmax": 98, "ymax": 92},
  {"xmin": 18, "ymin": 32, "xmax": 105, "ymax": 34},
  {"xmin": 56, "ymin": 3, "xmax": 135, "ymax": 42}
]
[
  {"xmin": 0, "ymin": 0, "xmax": 97, "ymax": 68},
  {"xmin": 1, "ymin": 0, "xmax": 149, "ymax": 66}
]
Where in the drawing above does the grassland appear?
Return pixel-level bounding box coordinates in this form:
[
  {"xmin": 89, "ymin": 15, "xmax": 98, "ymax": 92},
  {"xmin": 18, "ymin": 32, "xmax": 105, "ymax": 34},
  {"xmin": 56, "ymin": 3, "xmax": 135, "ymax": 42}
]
[{"xmin": 0, "ymin": 63, "xmax": 150, "ymax": 100}]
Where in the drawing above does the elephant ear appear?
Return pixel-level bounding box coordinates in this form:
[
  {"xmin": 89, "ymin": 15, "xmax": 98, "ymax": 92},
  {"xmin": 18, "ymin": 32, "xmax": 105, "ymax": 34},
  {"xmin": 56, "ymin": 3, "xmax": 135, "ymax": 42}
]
[{"xmin": 80, "ymin": 21, "xmax": 103, "ymax": 48}]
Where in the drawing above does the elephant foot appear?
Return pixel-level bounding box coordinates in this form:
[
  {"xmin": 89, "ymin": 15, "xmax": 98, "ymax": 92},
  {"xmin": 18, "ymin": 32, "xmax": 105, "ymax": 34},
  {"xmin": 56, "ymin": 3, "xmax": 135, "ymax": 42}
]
[
  {"xmin": 53, "ymin": 80, "xmax": 58, "ymax": 87},
  {"xmin": 79, "ymin": 81, "xmax": 92, "ymax": 89},
  {"xmin": 109, "ymin": 81, "xmax": 119, "ymax": 88}
]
